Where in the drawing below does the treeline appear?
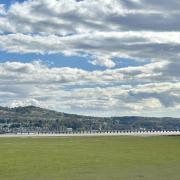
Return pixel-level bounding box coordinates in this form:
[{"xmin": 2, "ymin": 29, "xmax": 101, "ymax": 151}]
[{"xmin": 0, "ymin": 106, "xmax": 180, "ymax": 133}]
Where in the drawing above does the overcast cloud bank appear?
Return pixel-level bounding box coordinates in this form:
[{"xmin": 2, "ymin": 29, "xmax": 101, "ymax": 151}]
[{"xmin": 0, "ymin": 0, "xmax": 180, "ymax": 116}]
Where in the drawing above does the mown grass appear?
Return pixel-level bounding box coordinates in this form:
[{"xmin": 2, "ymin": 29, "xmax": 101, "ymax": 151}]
[{"xmin": 0, "ymin": 136, "xmax": 179, "ymax": 180}]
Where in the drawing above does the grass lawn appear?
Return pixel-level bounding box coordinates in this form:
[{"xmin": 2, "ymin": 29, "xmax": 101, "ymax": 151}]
[{"xmin": 0, "ymin": 136, "xmax": 179, "ymax": 180}]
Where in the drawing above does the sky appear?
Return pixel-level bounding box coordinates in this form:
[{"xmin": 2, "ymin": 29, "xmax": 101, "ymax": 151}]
[{"xmin": 0, "ymin": 0, "xmax": 180, "ymax": 117}]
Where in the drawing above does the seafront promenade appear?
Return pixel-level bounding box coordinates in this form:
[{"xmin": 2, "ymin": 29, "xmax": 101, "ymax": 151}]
[{"xmin": 0, "ymin": 131, "xmax": 180, "ymax": 137}]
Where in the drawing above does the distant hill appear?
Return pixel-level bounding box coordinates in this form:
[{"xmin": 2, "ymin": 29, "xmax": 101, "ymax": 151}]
[{"xmin": 0, "ymin": 106, "xmax": 180, "ymax": 133}]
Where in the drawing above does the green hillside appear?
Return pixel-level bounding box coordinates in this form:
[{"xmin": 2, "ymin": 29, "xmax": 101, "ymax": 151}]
[{"xmin": 0, "ymin": 106, "xmax": 180, "ymax": 133}]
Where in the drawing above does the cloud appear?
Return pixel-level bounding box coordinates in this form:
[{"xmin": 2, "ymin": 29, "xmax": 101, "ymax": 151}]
[
  {"xmin": 0, "ymin": 0, "xmax": 180, "ymax": 67},
  {"xmin": 0, "ymin": 60, "xmax": 179, "ymax": 87},
  {"xmin": 0, "ymin": 61, "xmax": 180, "ymax": 116},
  {"xmin": 9, "ymin": 98, "xmax": 41, "ymax": 108},
  {"xmin": 90, "ymin": 56, "xmax": 116, "ymax": 68},
  {"xmin": 0, "ymin": 32, "xmax": 180, "ymax": 68},
  {"xmin": 0, "ymin": 60, "xmax": 171, "ymax": 86},
  {"xmin": 0, "ymin": 4, "xmax": 5, "ymax": 15},
  {"xmin": 1, "ymin": 0, "xmax": 180, "ymax": 34},
  {"xmin": 0, "ymin": 0, "xmax": 180, "ymax": 116}
]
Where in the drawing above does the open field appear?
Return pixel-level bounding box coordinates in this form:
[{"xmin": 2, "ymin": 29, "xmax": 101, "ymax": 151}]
[{"xmin": 0, "ymin": 136, "xmax": 179, "ymax": 180}]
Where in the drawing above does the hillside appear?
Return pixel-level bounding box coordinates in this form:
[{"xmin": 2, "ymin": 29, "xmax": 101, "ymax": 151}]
[{"xmin": 0, "ymin": 106, "xmax": 180, "ymax": 133}]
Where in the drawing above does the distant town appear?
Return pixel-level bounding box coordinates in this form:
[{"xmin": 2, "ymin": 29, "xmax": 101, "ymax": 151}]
[{"xmin": 1, "ymin": 106, "xmax": 180, "ymax": 134}]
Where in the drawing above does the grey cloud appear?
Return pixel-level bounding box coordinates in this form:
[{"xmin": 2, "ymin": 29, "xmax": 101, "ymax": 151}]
[
  {"xmin": 0, "ymin": 61, "xmax": 180, "ymax": 116},
  {"xmin": 0, "ymin": 0, "xmax": 180, "ymax": 67},
  {"xmin": 122, "ymin": 0, "xmax": 180, "ymax": 11},
  {"xmin": 0, "ymin": 0, "xmax": 180, "ymax": 116},
  {"xmin": 107, "ymin": 13, "xmax": 180, "ymax": 31},
  {"xmin": 0, "ymin": 32, "xmax": 180, "ymax": 68},
  {"xmin": 0, "ymin": 60, "xmax": 179, "ymax": 86},
  {"xmin": 1, "ymin": 0, "xmax": 180, "ymax": 34}
]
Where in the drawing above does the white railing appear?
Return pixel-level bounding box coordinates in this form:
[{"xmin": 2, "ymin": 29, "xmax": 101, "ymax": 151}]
[{"xmin": 1, "ymin": 130, "xmax": 180, "ymax": 137}]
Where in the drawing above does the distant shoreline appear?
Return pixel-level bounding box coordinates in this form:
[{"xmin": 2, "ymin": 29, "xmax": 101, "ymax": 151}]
[{"xmin": 0, "ymin": 131, "xmax": 180, "ymax": 137}]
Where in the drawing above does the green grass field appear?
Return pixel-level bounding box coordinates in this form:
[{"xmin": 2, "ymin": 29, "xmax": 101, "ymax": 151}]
[{"xmin": 0, "ymin": 136, "xmax": 179, "ymax": 180}]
